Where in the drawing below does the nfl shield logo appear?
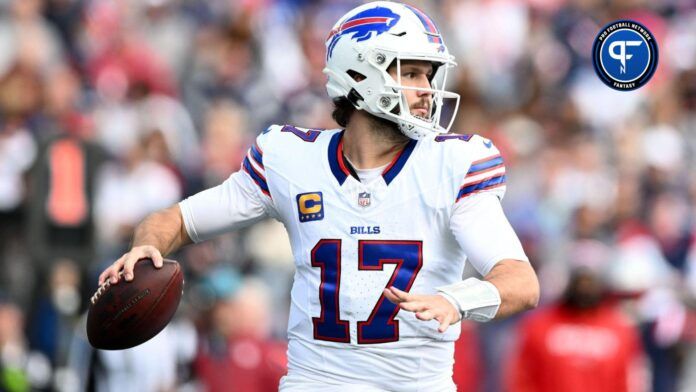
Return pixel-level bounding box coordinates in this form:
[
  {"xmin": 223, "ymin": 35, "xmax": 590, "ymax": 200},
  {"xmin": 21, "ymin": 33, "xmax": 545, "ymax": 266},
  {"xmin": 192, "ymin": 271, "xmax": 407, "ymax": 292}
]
[{"xmin": 358, "ymin": 192, "xmax": 371, "ymax": 207}]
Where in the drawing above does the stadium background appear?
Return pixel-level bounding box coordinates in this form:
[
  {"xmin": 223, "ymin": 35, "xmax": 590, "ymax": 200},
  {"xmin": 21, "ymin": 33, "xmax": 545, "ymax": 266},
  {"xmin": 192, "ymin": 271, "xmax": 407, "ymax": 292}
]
[{"xmin": 0, "ymin": 0, "xmax": 694, "ymax": 390}]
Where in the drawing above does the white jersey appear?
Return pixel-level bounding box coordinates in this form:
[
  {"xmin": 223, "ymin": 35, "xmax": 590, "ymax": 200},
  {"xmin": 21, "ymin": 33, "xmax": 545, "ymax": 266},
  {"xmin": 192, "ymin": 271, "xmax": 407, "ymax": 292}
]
[{"xmin": 180, "ymin": 124, "xmax": 528, "ymax": 390}]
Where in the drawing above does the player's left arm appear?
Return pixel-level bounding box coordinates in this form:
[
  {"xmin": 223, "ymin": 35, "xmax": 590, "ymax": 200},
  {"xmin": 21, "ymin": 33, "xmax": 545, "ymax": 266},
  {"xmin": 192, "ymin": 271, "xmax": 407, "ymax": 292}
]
[
  {"xmin": 438, "ymin": 192, "xmax": 540, "ymax": 324},
  {"xmin": 480, "ymin": 258, "xmax": 539, "ymax": 319},
  {"xmin": 386, "ymin": 137, "xmax": 539, "ymax": 331},
  {"xmin": 383, "ymin": 257, "xmax": 538, "ymax": 332},
  {"xmin": 385, "ymin": 194, "xmax": 540, "ymax": 332}
]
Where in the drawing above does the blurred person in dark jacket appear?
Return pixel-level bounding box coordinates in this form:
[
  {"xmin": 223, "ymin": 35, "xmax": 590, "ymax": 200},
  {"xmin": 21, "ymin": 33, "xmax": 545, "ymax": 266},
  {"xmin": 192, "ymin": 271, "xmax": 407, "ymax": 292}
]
[
  {"xmin": 0, "ymin": 63, "xmax": 39, "ymax": 307},
  {"xmin": 25, "ymin": 115, "xmax": 106, "ymax": 285},
  {"xmin": 27, "ymin": 259, "xmax": 82, "ymax": 366},
  {"xmin": 12, "ymin": 61, "xmax": 106, "ymax": 307}
]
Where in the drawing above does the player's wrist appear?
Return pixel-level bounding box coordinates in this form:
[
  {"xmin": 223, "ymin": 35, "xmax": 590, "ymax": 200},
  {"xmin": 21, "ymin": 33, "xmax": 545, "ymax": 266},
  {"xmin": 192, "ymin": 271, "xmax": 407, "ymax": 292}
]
[
  {"xmin": 437, "ymin": 292, "xmax": 462, "ymax": 322},
  {"xmin": 436, "ymin": 278, "xmax": 501, "ymax": 322}
]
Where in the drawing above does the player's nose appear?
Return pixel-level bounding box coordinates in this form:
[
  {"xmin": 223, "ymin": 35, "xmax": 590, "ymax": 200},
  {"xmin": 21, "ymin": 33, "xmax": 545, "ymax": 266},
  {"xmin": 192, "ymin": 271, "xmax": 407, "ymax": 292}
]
[{"xmin": 415, "ymin": 75, "xmax": 432, "ymax": 96}]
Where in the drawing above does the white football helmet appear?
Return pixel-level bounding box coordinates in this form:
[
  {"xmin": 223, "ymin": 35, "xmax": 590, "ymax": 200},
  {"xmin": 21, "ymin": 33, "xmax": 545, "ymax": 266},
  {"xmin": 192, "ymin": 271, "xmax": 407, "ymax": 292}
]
[{"xmin": 324, "ymin": 1, "xmax": 460, "ymax": 139}]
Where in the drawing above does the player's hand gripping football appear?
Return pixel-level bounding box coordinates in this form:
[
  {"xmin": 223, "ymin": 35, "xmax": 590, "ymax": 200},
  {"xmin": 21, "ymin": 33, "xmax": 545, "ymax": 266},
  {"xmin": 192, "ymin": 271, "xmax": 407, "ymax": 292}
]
[
  {"xmin": 384, "ymin": 287, "xmax": 461, "ymax": 333},
  {"xmin": 98, "ymin": 245, "xmax": 164, "ymax": 285}
]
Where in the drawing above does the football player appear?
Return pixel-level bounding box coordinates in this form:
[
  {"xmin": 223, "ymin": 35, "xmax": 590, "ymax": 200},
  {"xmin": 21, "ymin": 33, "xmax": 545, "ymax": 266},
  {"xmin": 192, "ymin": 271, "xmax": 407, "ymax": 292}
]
[{"xmin": 98, "ymin": 2, "xmax": 539, "ymax": 391}]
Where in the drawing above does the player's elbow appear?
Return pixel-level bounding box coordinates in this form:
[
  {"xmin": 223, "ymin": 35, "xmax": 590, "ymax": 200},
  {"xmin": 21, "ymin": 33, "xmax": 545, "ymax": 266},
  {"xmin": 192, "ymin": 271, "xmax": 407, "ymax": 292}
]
[
  {"xmin": 526, "ymin": 286, "xmax": 540, "ymax": 311},
  {"xmin": 524, "ymin": 268, "xmax": 540, "ymax": 311},
  {"xmin": 489, "ymin": 260, "xmax": 540, "ymax": 317},
  {"xmin": 509, "ymin": 260, "xmax": 540, "ymax": 312}
]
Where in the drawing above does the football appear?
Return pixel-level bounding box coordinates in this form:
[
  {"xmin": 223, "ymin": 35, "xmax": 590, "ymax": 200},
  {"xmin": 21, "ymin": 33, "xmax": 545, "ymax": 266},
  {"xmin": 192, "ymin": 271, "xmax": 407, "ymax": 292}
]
[{"xmin": 87, "ymin": 259, "xmax": 184, "ymax": 350}]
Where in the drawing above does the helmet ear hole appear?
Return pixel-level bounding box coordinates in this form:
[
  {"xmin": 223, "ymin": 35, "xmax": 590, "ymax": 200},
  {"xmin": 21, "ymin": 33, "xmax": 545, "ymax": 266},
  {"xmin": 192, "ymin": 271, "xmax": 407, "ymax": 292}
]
[{"xmin": 347, "ymin": 70, "xmax": 366, "ymax": 82}]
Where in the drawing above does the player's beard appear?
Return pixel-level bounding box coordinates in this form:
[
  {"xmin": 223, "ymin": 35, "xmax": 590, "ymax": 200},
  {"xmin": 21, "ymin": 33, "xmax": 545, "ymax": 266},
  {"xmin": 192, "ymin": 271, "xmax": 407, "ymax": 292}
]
[
  {"xmin": 410, "ymin": 98, "xmax": 431, "ymax": 122},
  {"xmin": 365, "ymin": 97, "xmax": 433, "ymax": 143},
  {"xmin": 365, "ymin": 111, "xmax": 410, "ymax": 144}
]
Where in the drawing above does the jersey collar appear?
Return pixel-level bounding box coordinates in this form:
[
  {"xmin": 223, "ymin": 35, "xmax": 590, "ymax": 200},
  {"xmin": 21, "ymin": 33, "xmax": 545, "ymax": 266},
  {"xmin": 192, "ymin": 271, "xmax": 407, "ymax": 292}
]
[
  {"xmin": 328, "ymin": 131, "xmax": 353, "ymax": 185},
  {"xmin": 381, "ymin": 138, "xmax": 417, "ymax": 185},
  {"xmin": 328, "ymin": 130, "xmax": 418, "ymax": 186}
]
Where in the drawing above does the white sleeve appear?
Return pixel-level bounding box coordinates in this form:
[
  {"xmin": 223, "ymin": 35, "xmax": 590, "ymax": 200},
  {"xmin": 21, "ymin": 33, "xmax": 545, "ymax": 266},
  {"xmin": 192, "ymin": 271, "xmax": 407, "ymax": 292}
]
[
  {"xmin": 450, "ymin": 193, "xmax": 528, "ymax": 276},
  {"xmin": 178, "ymin": 171, "xmax": 272, "ymax": 243}
]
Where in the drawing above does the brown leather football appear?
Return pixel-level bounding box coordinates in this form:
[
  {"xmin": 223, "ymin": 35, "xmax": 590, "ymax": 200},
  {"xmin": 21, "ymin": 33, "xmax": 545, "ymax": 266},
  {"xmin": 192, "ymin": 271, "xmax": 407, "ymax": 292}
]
[{"xmin": 87, "ymin": 258, "xmax": 184, "ymax": 350}]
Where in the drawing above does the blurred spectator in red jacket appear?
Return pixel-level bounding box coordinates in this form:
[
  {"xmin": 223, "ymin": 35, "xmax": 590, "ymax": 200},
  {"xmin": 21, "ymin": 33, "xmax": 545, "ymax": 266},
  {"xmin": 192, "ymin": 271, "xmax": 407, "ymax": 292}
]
[
  {"xmin": 506, "ymin": 266, "xmax": 646, "ymax": 392},
  {"xmin": 453, "ymin": 321, "xmax": 481, "ymax": 392},
  {"xmin": 194, "ymin": 272, "xmax": 286, "ymax": 392}
]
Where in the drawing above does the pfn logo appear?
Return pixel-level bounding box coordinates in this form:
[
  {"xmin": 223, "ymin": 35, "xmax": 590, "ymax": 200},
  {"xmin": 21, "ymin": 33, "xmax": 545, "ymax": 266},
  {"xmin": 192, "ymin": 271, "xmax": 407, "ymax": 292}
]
[
  {"xmin": 608, "ymin": 40, "xmax": 642, "ymax": 74},
  {"xmin": 592, "ymin": 20, "xmax": 658, "ymax": 91}
]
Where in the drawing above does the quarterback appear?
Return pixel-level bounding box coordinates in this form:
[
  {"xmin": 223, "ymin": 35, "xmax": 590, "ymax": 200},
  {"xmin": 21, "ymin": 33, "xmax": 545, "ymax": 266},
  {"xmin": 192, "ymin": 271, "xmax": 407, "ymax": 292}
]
[{"xmin": 99, "ymin": 2, "xmax": 539, "ymax": 391}]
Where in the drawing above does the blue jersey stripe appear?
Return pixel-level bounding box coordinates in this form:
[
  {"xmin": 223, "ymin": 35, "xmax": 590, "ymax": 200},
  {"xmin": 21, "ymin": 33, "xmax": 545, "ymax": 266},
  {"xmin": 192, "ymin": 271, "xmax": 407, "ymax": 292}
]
[
  {"xmin": 250, "ymin": 144, "xmax": 264, "ymax": 168},
  {"xmin": 467, "ymin": 155, "xmax": 504, "ymax": 175},
  {"xmin": 328, "ymin": 131, "xmax": 348, "ymax": 185},
  {"xmin": 457, "ymin": 174, "xmax": 506, "ymax": 200},
  {"xmin": 382, "ymin": 139, "xmax": 418, "ymax": 185},
  {"xmin": 243, "ymin": 157, "xmax": 270, "ymax": 195}
]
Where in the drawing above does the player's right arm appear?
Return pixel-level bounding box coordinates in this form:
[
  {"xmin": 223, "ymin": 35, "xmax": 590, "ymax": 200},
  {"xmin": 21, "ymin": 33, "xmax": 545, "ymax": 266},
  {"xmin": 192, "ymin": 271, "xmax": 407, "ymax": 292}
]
[
  {"xmin": 98, "ymin": 204, "xmax": 191, "ymax": 285},
  {"xmin": 98, "ymin": 130, "xmax": 276, "ymax": 285}
]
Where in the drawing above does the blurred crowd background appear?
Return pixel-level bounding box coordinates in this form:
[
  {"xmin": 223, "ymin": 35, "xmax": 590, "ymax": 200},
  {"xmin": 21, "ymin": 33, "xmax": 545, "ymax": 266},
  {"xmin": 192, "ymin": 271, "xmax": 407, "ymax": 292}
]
[{"xmin": 0, "ymin": 0, "xmax": 694, "ymax": 391}]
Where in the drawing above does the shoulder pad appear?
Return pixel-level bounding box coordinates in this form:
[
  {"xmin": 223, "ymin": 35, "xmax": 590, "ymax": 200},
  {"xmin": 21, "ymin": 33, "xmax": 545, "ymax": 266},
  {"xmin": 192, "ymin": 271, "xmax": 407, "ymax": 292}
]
[
  {"xmin": 428, "ymin": 133, "xmax": 507, "ymax": 203},
  {"xmin": 261, "ymin": 124, "xmax": 324, "ymax": 144}
]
